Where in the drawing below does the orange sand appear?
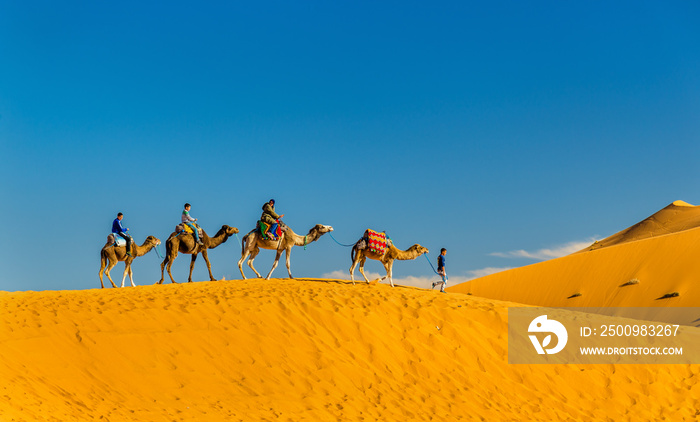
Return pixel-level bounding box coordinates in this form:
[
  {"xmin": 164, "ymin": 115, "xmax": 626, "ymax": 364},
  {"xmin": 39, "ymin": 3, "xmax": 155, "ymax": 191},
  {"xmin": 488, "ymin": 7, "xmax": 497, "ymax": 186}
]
[
  {"xmin": 2, "ymin": 278, "xmax": 699, "ymax": 421},
  {"xmin": 450, "ymin": 201, "xmax": 700, "ymax": 311}
]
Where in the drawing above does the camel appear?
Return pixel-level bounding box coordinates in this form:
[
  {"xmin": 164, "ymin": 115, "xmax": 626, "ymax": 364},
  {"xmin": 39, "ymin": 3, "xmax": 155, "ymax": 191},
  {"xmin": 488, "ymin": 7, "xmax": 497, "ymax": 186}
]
[
  {"xmin": 99, "ymin": 235, "xmax": 161, "ymax": 288},
  {"xmin": 350, "ymin": 236, "xmax": 428, "ymax": 287},
  {"xmin": 238, "ymin": 224, "xmax": 334, "ymax": 279},
  {"xmin": 157, "ymin": 225, "xmax": 239, "ymax": 284}
]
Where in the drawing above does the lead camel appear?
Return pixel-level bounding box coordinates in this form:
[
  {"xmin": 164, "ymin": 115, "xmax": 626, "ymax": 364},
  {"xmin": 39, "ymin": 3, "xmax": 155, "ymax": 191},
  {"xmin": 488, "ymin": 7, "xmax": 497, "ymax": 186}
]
[{"xmin": 350, "ymin": 236, "xmax": 428, "ymax": 287}]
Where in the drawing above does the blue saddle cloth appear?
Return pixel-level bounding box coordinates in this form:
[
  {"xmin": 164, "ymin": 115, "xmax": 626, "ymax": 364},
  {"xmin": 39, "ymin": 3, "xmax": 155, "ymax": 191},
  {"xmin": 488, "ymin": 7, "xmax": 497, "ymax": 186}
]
[{"xmin": 110, "ymin": 233, "xmax": 128, "ymax": 247}]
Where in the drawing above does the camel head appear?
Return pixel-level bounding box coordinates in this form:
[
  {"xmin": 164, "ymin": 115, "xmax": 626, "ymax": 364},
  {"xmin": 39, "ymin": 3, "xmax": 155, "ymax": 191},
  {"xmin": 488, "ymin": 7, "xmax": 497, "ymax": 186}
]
[
  {"xmin": 223, "ymin": 225, "xmax": 240, "ymax": 236},
  {"xmin": 410, "ymin": 244, "xmax": 429, "ymax": 256},
  {"xmin": 145, "ymin": 236, "xmax": 162, "ymax": 246},
  {"xmin": 309, "ymin": 224, "xmax": 334, "ymax": 235},
  {"xmin": 213, "ymin": 225, "xmax": 240, "ymax": 239}
]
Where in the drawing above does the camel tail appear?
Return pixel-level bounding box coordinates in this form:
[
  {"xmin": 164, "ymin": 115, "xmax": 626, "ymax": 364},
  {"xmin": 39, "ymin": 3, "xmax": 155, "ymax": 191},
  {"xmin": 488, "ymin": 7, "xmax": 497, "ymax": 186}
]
[
  {"xmin": 241, "ymin": 229, "xmax": 257, "ymax": 251},
  {"xmin": 241, "ymin": 233, "xmax": 249, "ymax": 251},
  {"xmin": 99, "ymin": 248, "xmax": 108, "ymax": 273}
]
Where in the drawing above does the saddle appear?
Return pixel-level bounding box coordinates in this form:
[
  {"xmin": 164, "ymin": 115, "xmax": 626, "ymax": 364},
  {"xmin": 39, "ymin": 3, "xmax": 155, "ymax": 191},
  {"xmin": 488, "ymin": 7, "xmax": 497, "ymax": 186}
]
[
  {"xmin": 364, "ymin": 229, "xmax": 388, "ymax": 255},
  {"xmin": 107, "ymin": 233, "xmax": 131, "ymax": 248},
  {"xmin": 176, "ymin": 223, "xmax": 204, "ymax": 238},
  {"xmin": 257, "ymin": 220, "xmax": 284, "ymax": 240}
]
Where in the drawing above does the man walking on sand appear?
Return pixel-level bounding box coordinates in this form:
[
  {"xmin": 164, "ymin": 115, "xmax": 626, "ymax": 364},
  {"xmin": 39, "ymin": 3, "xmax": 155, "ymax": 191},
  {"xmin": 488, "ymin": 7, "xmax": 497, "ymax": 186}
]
[{"xmin": 432, "ymin": 248, "xmax": 447, "ymax": 293}]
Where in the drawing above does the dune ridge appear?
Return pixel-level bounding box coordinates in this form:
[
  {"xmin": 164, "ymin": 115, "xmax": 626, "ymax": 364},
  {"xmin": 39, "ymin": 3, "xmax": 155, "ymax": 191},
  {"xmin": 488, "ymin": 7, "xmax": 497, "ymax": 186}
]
[
  {"xmin": 449, "ymin": 201, "xmax": 700, "ymax": 313},
  {"xmin": 585, "ymin": 200, "xmax": 700, "ymax": 251},
  {"xmin": 1, "ymin": 279, "xmax": 699, "ymax": 421}
]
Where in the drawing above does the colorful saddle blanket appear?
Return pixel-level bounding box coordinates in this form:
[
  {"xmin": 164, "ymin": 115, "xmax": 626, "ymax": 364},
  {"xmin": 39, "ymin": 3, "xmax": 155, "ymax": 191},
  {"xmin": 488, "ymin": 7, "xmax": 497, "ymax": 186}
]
[
  {"xmin": 258, "ymin": 220, "xmax": 282, "ymax": 240},
  {"xmin": 365, "ymin": 229, "xmax": 387, "ymax": 255},
  {"xmin": 176, "ymin": 223, "xmax": 203, "ymax": 238}
]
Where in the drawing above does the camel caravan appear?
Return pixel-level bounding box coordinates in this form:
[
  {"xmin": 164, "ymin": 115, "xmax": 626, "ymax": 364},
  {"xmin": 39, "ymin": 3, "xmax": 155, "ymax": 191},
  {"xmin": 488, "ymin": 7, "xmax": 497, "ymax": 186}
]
[{"xmin": 99, "ymin": 200, "xmax": 431, "ymax": 289}]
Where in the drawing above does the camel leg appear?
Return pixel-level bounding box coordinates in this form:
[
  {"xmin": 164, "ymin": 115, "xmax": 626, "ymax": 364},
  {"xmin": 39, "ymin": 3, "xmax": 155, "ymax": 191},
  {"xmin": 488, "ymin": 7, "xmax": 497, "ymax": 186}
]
[
  {"xmin": 120, "ymin": 267, "xmax": 128, "ymax": 288},
  {"xmin": 159, "ymin": 248, "xmax": 178, "ymax": 284},
  {"xmin": 349, "ymin": 251, "xmax": 361, "ymax": 285},
  {"xmin": 120, "ymin": 258, "xmax": 135, "ymax": 288},
  {"xmin": 166, "ymin": 253, "xmax": 178, "ymax": 284},
  {"xmin": 238, "ymin": 248, "xmax": 250, "ymax": 280},
  {"xmin": 127, "ymin": 264, "xmax": 136, "ymax": 287},
  {"xmin": 358, "ymin": 256, "xmax": 370, "ymax": 284},
  {"xmin": 382, "ymin": 261, "xmax": 395, "ymax": 287},
  {"xmin": 188, "ymin": 253, "xmax": 198, "ymax": 283},
  {"xmin": 99, "ymin": 257, "xmax": 110, "ymax": 289},
  {"xmin": 105, "ymin": 259, "xmax": 118, "ymax": 288},
  {"xmin": 285, "ymin": 247, "xmax": 293, "ymax": 279},
  {"xmin": 202, "ymin": 249, "xmax": 216, "ymax": 281},
  {"xmin": 248, "ymin": 248, "xmax": 262, "ymax": 279},
  {"xmin": 158, "ymin": 256, "xmax": 169, "ymax": 284},
  {"xmin": 265, "ymin": 249, "xmax": 284, "ymax": 280}
]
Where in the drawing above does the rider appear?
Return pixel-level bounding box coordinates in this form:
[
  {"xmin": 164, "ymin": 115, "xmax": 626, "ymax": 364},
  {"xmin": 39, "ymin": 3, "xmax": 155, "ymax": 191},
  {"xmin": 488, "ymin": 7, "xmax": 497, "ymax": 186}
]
[
  {"xmin": 112, "ymin": 212, "xmax": 134, "ymax": 257},
  {"xmin": 182, "ymin": 203, "xmax": 203, "ymax": 245},
  {"xmin": 260, "ymin": 199, "xmax": 284, "ymax": 239}
]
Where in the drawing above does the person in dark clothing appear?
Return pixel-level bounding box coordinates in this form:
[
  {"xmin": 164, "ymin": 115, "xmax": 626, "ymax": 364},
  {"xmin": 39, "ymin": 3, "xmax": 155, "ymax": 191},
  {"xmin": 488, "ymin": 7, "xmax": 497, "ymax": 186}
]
[
  {"xmin": 260, "ymin": 199, "xmax": 284, "ymax": 239},
  {"xmin": 432, "ymin": 248, "xmax": 447, "ymax": 292},
  {"xmin": 112, "ymin": 212, "xmax": 133, "ymax": 257}
]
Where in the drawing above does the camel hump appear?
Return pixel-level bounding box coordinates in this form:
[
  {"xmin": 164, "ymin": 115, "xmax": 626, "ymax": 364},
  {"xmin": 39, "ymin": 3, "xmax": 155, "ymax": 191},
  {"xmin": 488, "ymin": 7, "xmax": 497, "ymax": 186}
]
[
  {"xmin": 257, "ymin": 220, "xmax": 282, "ymax": 240},
  {"xmin": 107, "ymin": 233, "xmax": 127, "ymax": 247},
  {"xmin": 365, "ymin": 229, "xmax": 388, "ymax": 255},
  {"xmin": 176, "ymin": 223, "xmax": 203, "ymax": 238}
]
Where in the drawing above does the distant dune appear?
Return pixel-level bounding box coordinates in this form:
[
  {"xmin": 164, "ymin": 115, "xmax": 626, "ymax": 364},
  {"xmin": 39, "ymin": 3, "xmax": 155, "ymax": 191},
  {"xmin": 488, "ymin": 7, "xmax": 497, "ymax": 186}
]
[
  {"xmin": 449, "ymin": 201, "xmax": 700, "ymax": 313},
  {"xmin": 584, "ymin": 200, "xmax": 700, "ymax": 251},
  {"xmin": 1, "ymin": 278, "xmax": 699, "ymax": 421}
]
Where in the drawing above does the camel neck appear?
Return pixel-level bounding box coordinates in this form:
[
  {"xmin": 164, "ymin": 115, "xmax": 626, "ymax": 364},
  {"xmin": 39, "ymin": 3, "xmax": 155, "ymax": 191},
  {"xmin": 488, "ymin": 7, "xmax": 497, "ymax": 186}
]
[
  {"xmin": 292, "ymin": 229, "xmax": 318, "ymax": 246},
  {"xmin": 390, "ymin": 244, "xmax": 421, "ymax": 260},
  {"xmin": 207, "ymin": 231, "xmax": 230, "ymax": 249},
  {"xmin": 135, "ymin": 242, "xmax": 156, "ymax": 257}
]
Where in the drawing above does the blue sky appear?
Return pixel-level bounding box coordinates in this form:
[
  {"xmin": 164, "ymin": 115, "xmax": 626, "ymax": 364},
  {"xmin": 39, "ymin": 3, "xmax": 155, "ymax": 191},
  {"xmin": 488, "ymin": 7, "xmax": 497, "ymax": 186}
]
[{"xmin": 1, "ymin": 1, "xmax": 699, "ymax": 291}]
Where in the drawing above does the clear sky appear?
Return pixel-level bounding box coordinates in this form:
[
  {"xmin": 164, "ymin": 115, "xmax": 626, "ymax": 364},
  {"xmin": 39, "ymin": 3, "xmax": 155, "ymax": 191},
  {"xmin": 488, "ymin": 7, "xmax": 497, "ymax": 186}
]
[{"xmin": 1, "ymin": 1, "xmax": 699, "ymax": 292}]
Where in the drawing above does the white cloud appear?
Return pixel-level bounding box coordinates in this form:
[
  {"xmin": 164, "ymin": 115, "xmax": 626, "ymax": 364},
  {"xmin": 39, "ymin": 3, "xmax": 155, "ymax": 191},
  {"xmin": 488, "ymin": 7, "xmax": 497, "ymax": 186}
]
[
  {"xmin": 465, "ymin": 267, "xmax": 514, "ymax": 279},
  {"xmin": 490, "ymin": 238, "xmax": 596, "ymax": 261}
]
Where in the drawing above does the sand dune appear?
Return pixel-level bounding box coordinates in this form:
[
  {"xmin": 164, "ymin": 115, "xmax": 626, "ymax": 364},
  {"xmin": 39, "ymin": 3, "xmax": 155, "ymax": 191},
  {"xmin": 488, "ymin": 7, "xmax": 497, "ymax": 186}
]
[
  {"xmin": 1, "ymin": 279, "xmax": 699, "ymax": 421},
  {"xmin": 585, "ymin": 200, "xmax": 700, "ymax": 251},
  {"xmin": 450, "ymin": 201, "xmax": 700, "ymax": 313}
]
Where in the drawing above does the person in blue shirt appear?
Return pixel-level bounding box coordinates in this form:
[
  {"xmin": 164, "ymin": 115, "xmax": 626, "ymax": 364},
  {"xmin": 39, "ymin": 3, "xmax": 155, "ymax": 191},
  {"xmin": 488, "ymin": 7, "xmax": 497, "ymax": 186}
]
[
  {"xmin": 112, "ymin": 212, "xmax": 134, "ymax": 257},
  {"xmin": 432, "ymin": 248, "xmax": 447, "ymax": 293}
]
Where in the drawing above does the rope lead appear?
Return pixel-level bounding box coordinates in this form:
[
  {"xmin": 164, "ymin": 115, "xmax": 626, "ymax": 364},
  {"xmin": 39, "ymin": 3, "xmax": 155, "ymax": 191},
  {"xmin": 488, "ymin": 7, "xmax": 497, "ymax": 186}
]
[
  {"xmin": 329, "ymin": 232, "xmax": 356, "ymax": 247},
  {"xmin": 424, "ymin": 253, "xmax": 448, "ymax": 280},
  {"xmin": 154, "ymin": 244, "xmax": 165, "ymax": 260}
]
